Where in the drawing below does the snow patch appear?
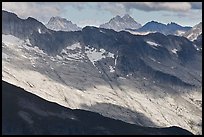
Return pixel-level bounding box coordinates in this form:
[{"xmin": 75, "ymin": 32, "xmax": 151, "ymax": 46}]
[
  {"xmin": 146, "ymin": 40, "xmax": 160, "ymax": 48},
  {"xmin": 109, "ymin": 66, "xmax": 115, "ymax": 73},
  {"xmin": 115, "ymin": 51, "xmax": 119, "ymax": 66},
  {"xmin": 127, "ymin": 30, "xmax": 153, "ymax": 35},
  {"xmin": 126, "ymin": 73, "xmax": 132, "ymax": 77},
  {"xmin": 60, "ymin": 43, "xmax": 84, "ymax": 61},
  {"xmin": 193, "ymin": 44, "xmax": 200, "ymax": 51},
  {"xmin": 175, "ymin": 30, "xmax": 185, "ymax": 36},
  {"xmin": 85, "ymin": 46, "xmax": 114, "ymax": 65},
  {"xmin": 143, "ymin": 77, "xmax": 147, "ymax": 80},
  {"xmin": 38, "ymin": 28, "xmax": 41, "ymax": 34},
  {"xmin": 171, "ymin": 48, "xmax": 178, "ymax": 54},
  {"xmin": 99, "ymin": 30, "xmax": 106, "ymax": 33},
  {"xmin": 149, "ymin": 57, "xmax": 156, "ymax": 62},
  {"xmin": 107, "ymin": 52, "xmax": 114, "ymax": 58},
  {"xmin": 56, "ymin": 55, "xmax": 63, "ymax": 60},
  {"xmin": 21, "ymin": 55, "xmax": 27, "ymax": 58},
  {"xmin": 119, "ymin": 77, "xmax": 126, "ymax": 80}
]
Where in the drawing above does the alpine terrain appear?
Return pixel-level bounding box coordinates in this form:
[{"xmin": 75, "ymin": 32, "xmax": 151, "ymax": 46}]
[{"xmin": 2, "ymin": 10, "xmax": 202, "ymax": 135}]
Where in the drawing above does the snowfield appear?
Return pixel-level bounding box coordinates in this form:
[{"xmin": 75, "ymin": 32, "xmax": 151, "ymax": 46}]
[
  {"xmin": 2, "ymin": 34, "xmax": 202, "ymax": 135},
  {"xmin": 146, "ymin": 40, "xmax": 160, "ymax": 47},
  {"xmin": 85, "ymin": 46, "xmax": 114, "ymax": 66}
]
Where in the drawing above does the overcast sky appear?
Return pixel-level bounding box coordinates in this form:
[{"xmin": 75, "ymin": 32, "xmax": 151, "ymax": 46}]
[{"xmin": 2, "ymin": 2, "xmax": 202, "ymax": 27}]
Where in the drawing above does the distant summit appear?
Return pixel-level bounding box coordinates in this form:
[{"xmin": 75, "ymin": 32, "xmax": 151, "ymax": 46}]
[
  {"xmin": 135, "ymin": 21, "xmax": 191, "ymax": 35},
  {"xmin": 99, "ymin": 14, "xmax": 142, "ymax": 32},
  {"xmin": 46, "ymin": 16, "xmax": 81, "ymax": 32}
]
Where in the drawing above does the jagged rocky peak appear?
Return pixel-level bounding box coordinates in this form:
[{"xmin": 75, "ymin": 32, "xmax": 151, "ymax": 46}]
[
  {"xmin": 99, "ymin": 14, "xmax": 142, "ymax": 31},
  {"xmin": 122, "ymin": 14, "xmax": 136, "ymax": 22},
  {"xmin": 46, "ymin": 16, "xmax": 82, "ymax": 32},
  {"xmin": 49, "ymin": 16, "xmax": 71, "ymax": 23},
  {"xmin": 182, "ymin": 22, "xmax": 202, "ymax": 41},
  {"xmin": 123, "ymin": 14, "xmax": 132, "ymax": 18},
  {"xmin": 112, "ymin": 15, "xmax": 123, "ymax": 20}
]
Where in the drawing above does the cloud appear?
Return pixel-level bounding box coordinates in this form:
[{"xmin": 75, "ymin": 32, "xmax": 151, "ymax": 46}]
[
  {"xmin": 97, "ymin": 2, "xmax": 203, "ymax": 13},
  {"xmin": 125, "ymin": 2, "xmax": 191, "ymax": 12},
  {"xmin": 96, "ymin": 2, "xmax": 127, "ymax": 15},
  {"xmin": 2, "ymin": 2, "xmax": 61, "ymax": 23},
  {"xmin": 95, "ymin": 2, "xmax": 202, "ymax": 14},
  {"xmin": 2, "ymin": 2, "xmax": 97, "ymax": 24}
]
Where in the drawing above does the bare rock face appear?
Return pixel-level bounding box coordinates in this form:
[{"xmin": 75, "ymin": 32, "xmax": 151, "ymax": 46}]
[
  {"xmin": 46, "ymin": 16, "xmax": 82, "ymax": 32},
  {"xmin": 99, "ymin": 14, "xmax": 142, "ymax": 32},
  {"xmin": 182, "ymin": 22, "xmax": 202, "ymax": 41}
]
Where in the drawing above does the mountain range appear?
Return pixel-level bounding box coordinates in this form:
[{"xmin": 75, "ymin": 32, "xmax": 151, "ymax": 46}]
[
  {"xmin": 2, "ymin": 10, "xmax": 202, "ymax": 135},
  {"xmin": 127, "ymin": 21, "xmax": 192, "ymax": 35},
  {"xmin": 44, "ymin": 14, "xmax": 199, "ymax": 40}
]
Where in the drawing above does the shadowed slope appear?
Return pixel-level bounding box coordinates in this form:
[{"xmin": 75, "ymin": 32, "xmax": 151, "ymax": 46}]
[{"xmin": 2, "ymin": 81, "xmax": 193, "ymax": 135}]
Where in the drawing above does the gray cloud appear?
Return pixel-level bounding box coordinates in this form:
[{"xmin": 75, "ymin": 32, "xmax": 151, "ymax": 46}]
[
  {"xmin": 96, "ymin": 2, "xmax": 202, "ymax": 13},
  {"xmin": 3, "ymin": 2, "xmax": 202, "ymax": 18},
  {"xmin": 2, "ymin": 2, "xmax": 96, "ymax": 24},
  {"xmin": 96, "ymin": 2, "xmax": 127, "ymax": 15},
  {"xmin": 2, "ymin": 2, "xmax": 62, "ymax": 23},
  {"xmin": 123, "ymin": 2, "xmax": 191, "ymax": 12}
]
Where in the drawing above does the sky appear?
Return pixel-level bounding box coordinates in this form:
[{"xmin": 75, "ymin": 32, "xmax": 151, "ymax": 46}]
[{"xmin": 2, "ymin": 2, "xmax": 202, "ymax": 27}]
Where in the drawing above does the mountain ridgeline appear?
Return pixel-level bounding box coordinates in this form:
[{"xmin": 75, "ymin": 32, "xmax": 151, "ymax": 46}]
[
  {"xmin": 134, "ymin": 21, "xmax": 192, "ymax": 35},
  {"xmin": 2, "ymin": 10, "xmax": 202, "ymax": 88}
]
